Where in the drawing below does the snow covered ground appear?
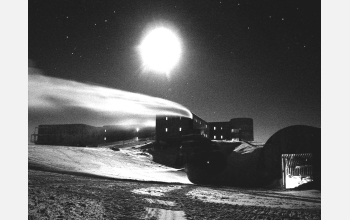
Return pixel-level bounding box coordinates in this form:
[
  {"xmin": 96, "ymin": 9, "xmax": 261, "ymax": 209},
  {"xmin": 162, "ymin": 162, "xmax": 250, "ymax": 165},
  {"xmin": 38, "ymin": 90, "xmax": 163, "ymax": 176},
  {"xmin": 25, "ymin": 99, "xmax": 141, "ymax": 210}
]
[
  {"xmin": 28, "ymin": 143, "xmax": 321, "ymax": 219},
  {"xmin": 286, "ymin": 175, "xmax": 313, "ymax": 189},
  {"xmin": 28, "ymin": 144, "xmax": 191, "ymax": 184}
]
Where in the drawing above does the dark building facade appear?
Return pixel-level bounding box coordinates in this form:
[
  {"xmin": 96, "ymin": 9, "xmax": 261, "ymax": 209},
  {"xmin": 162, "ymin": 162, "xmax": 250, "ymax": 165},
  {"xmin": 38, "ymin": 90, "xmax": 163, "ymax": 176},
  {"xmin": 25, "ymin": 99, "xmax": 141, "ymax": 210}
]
[
  {"xmin": 31, "ymin": 124, "xmax": 154, "ymax": 147},
  {"xmin": 229, "ymin": 118, "xmax": 254, "ymax": 141},
  {"xmin": 208, "ymin": 118, "xmax": 253, "ymax": 141},
  {"xmin": 208, "ymin": 122, "xmax": 229, "ymax": 140},
  {"xmin": 31, "ymin": 124, "xmax": 104, "ymax": 147},
  {"xmin": 156, "ymin": 114, "xmax": 254, "ymax": 142},
  {"xmin": 155, "ymin": 113, "xmax": 209, "ymax": 142}
]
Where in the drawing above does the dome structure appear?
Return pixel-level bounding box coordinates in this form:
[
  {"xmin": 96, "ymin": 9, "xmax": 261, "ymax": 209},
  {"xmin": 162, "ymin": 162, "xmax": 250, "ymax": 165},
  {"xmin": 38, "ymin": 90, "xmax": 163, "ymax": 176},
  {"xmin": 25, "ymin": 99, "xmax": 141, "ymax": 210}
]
[{"xmin": 259, "ymin": 125, "xmax": 321, "ymax": 186}]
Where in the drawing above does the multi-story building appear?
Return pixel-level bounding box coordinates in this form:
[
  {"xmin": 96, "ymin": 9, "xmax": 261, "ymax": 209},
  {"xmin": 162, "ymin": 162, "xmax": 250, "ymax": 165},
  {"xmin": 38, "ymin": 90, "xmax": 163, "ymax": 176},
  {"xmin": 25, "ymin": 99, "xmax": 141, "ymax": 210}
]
[
  {"xmin": 155, "ymin": 113, "xmax": 209, "ymax": 142},
  {"xmin": 31, "ymin": 115, "xmax": 253, "ymax": 147},
  {"xmin": 156, "ymin": 114, "xmax": 254, "ymax": 142},
  {"xmin": 208, "ymin": 122, "xmax": 229, "ymax": 140},
  {"xmin": 229, "ymin": 118, "xmax": 254, "ymax": 141}
]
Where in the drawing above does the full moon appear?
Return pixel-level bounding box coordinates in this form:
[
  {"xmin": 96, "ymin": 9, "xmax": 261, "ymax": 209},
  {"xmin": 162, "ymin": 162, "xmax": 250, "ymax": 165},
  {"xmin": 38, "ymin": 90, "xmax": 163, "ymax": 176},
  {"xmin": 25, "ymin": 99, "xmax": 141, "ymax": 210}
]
[{"xmin": 139, "ymin": 27, "xmax": 182, "ymax": 74}]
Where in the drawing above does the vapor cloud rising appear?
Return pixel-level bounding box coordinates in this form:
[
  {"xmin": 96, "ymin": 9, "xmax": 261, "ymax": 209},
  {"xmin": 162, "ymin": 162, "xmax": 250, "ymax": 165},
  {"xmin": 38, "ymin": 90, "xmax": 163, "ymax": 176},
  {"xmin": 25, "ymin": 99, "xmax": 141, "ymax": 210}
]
[{"xmin": 29, "ymin": 67, "xmax": 192, "ymax": 128}]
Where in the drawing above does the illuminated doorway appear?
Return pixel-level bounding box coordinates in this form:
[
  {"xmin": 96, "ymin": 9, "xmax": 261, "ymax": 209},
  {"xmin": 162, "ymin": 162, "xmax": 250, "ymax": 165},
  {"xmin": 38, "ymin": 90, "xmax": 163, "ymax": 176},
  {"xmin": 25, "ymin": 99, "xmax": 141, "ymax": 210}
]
[{"xmin": 281, "ymin": 154, "xmax": 313, "ymax": 189}]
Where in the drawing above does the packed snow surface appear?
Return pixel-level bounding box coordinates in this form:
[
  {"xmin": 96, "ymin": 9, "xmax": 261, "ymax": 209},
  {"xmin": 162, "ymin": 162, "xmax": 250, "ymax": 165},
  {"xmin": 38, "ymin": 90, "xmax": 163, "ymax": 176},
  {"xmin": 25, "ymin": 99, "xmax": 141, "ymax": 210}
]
[{"xmin": 28, "ymin": 144, "xmax": 191, "ymax": 184}]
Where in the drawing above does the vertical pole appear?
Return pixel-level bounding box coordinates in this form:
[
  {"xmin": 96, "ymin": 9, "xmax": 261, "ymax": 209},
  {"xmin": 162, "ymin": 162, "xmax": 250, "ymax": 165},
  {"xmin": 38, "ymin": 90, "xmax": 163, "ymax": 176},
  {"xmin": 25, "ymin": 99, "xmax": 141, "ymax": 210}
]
[{"xmin": 282, "ymin": 155, "xmax": 285, "ymax": 188}]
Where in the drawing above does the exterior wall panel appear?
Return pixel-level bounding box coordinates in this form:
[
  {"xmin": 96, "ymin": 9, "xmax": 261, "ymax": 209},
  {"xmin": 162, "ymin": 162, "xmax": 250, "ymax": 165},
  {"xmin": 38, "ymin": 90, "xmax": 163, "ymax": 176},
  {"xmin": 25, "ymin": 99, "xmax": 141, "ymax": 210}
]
[
  {"xmin": 156, "ymin": 113, "xmax": 209, "ymax": 142},
  {"xmin": 33, "ymin": 124, "xmax": 103, "ymax": 146}
]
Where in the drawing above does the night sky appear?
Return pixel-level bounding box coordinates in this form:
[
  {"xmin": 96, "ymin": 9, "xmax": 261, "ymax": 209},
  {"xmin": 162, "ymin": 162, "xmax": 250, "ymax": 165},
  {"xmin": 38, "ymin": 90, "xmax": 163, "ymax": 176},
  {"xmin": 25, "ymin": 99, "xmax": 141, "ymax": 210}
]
[{"xmin": 28, "ymin": 0, "xmax": 321, "ymax": 142}]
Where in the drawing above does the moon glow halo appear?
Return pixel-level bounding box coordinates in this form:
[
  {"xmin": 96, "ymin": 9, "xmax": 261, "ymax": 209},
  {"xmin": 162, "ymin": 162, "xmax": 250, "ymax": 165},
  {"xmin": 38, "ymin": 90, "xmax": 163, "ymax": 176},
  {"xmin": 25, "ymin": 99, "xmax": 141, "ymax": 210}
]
[{"xmin": 139, "ymin": 27, "xmax": 182, "ymax": 75}]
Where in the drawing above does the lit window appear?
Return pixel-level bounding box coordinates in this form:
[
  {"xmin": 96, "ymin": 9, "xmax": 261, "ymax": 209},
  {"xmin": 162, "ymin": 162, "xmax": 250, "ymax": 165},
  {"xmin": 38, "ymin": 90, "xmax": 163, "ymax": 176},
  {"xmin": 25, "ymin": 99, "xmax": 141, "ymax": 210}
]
[
  {"xmin": 214, "ymin": 127, "xmax": 216, "ymax": 130},
  {"xmin": 165, "ymin": 128, "xmax": 168, "ymax": 132},
  {"xmin": 231, "ymin": 129, "xmax": 233, "ymax": 133},
  {"xmin": 166, "ymin": 117, "xmax": 168, "ymax": 120},
  {"xmin": 206, "ymin": 125, "xmax": 207, "ymax": 128},
  {"xmin": 214, "ymin": 135, "xmax": 216, "ymax": 139},
  {"xmin": 105, "ymin": 129, "xmax": 106, "ymax": 132},
  {"xmin": 179, "ymin": 127, "xmax": 182, "ymax": 131},
  {"xmin": 221, "ymin": 135, "xmax": 223, "ymax": 139},
  {"xmin": 136, "ymin": 137, "xmax": 138, "ymax": 141},
  {"xmin": 221, "ymin": 127, "xmax": 223, "ymax": 130},
  {"xmin": 104, "ymin": 137, "xmax": 106, "ymax": 140}
]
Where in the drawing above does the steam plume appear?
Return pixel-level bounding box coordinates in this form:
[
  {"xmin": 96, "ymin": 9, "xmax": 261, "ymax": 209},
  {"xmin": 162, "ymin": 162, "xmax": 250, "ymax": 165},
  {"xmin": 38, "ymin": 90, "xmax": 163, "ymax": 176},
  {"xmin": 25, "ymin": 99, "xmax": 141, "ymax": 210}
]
[{"xmin": 28, "ymin": 67, "xmax": 192, "ymax": 128}]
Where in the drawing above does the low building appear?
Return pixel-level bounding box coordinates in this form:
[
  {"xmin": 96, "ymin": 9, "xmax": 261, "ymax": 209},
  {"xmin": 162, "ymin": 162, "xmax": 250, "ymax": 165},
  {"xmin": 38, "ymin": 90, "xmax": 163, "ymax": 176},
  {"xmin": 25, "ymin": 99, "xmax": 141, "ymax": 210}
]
[
  {"xmin": 31, "ymin": 124, "xmax": 155, "ymax": 147},
  {"xmin": 31, "ymin": 124, "xmax": 103, "ymax": 147}
]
